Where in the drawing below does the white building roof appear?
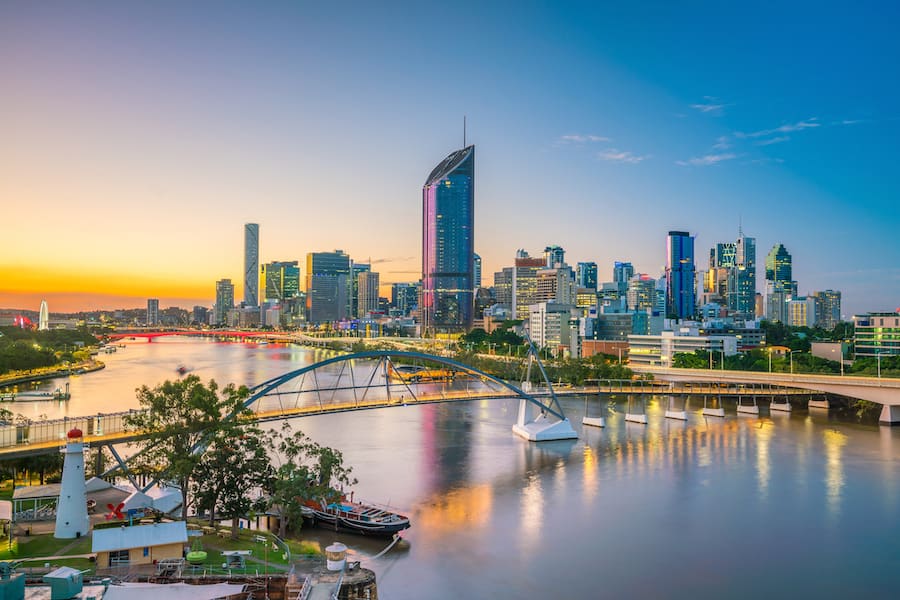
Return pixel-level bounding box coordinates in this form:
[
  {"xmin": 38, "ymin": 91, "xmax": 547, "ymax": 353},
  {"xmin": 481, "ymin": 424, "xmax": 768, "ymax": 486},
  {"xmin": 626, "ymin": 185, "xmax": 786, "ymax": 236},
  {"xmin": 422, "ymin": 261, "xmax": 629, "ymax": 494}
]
[{"xmin": 92, "ymin": 521, "xmax": 188, "ymax": 553}]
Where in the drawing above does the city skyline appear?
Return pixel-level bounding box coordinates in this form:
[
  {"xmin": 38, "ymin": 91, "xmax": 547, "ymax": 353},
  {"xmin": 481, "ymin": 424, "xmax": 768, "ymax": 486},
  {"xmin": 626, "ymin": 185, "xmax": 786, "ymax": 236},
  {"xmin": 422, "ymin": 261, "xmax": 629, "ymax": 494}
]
[{"xmin": 2, "ymin": 3, "xmax": 899, "ymax": 315}]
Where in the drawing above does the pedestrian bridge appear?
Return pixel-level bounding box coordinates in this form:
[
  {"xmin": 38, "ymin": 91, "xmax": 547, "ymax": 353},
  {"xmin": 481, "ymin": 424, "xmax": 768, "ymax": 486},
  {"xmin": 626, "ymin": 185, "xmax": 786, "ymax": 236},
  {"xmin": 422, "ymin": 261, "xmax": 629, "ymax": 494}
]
[
  {"xmin": 631, "ymin": 366, "xmax": 900, "ymax": 424},
  {"xmin": 0, "ymin": 351, "xmax": 577, "ymax": 459}
]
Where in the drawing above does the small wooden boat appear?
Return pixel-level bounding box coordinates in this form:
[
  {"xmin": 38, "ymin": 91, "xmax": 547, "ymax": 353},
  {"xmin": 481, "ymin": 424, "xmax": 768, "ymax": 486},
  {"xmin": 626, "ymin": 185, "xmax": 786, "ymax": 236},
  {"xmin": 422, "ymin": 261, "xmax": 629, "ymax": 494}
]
[{"xmin": 301, "ymin": 497, "xmax": 410, "ymax": 537}]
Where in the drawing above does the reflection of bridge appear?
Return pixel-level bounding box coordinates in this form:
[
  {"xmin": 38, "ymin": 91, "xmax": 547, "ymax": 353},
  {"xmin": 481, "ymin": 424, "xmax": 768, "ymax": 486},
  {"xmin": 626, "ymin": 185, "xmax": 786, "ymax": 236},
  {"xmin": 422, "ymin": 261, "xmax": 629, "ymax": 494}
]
[
  {"xmin": 632, "ymin": 366, "xmax": 900, "ymax": 424},
  {"xmin": 0, "ymin": 351, "xmax": 578, "ymax": 461}
]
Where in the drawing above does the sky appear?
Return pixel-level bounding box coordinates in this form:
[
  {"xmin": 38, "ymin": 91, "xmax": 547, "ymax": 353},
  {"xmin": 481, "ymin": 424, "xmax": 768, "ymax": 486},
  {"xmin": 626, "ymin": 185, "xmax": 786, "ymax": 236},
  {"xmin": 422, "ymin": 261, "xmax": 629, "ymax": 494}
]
[{"xmin": 1, "ymin": 1, "xmax": 898, "ymax": 316}]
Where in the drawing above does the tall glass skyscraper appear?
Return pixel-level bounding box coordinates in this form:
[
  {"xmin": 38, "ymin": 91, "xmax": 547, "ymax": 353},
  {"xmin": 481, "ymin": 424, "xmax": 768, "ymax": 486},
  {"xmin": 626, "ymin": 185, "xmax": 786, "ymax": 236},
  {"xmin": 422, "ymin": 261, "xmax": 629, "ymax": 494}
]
[
  {"xmin": 728, "ymin": 232, "xmax": 756, "ymax": 317},
  {"xmin": 666, "ymin": 231, "xmax": 696, "ymax": 319},
  {"xmin": 576, "ymin": 262, "xmax": 598, "ymax": 290},
  {"xmin": 422, "ymin": 145, "xmax": 475, "ymax": 333},
  {"xmin": 306, "ymin": 250, "xmax": 351, "ymax": 324},
  {"xmin": 244, "ymin": 223, "xmax": 259, "ymax": 307}
]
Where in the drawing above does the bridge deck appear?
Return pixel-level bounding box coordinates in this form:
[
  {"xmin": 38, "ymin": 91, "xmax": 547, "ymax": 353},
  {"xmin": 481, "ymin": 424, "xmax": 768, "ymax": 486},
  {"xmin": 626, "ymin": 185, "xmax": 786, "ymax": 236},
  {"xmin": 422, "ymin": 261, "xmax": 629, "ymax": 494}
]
[{"xmin": 0, "ymin": 381, "xmax": 819, "ymax": 458}]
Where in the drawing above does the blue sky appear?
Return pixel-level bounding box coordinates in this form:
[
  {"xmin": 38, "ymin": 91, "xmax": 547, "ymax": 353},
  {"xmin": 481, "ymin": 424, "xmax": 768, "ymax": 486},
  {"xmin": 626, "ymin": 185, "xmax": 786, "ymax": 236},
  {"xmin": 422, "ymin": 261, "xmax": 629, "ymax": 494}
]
[{"xmin": 1, "ymin": 1, "xmax": 898, "ymax": 315}]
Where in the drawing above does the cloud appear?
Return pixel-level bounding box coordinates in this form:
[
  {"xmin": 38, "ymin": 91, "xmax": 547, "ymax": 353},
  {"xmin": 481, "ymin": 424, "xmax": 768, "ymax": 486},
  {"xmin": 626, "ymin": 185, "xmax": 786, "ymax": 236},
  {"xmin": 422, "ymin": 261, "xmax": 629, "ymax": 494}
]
[
  {"xmin": 745, "ymin": 157, "xmax": 785, "ymax": 165},
  {"xmin": 371, "ymin": 256, "xmax": 415, "ymax": 264},
  {"xmin": 690, "ymin": 96, "xmax": 729, "ymax": 115},
  {"xmin": 755, "ymin": 135, "xmax": 790, "ymax": 146},
  {"xmin": 712, "ymin": 136, "xmax": 731, "ymax": 150},
  {"xmin": 676, "ymin": 153, "xmax": 737, "ymax": 166},
  {"xmin": 558, "ymin": 134, "xmax": 611, "ymax": 144},
  {"xmin": 598, "ymin": 149, "xmax": 649, "ymax": 164},
  {"xmin": 735, "ymin": 118, "xmax": 820, "ymax": 139}
]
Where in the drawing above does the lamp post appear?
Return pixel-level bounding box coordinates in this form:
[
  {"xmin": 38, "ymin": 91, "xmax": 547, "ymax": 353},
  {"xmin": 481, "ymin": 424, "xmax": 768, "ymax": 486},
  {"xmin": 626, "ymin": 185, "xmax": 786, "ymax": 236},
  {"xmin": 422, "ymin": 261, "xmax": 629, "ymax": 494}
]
[{"xmin": 877, "ymin": 351, "xmax": 882, "ymax": 379}]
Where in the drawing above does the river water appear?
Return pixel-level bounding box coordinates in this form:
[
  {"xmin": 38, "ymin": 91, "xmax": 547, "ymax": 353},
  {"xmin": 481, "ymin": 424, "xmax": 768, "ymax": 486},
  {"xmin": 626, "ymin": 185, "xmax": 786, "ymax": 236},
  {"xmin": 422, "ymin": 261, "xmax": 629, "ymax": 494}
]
[{"xmin": 15, "ymin": 339, "xmax": 900, "ymax": 598}]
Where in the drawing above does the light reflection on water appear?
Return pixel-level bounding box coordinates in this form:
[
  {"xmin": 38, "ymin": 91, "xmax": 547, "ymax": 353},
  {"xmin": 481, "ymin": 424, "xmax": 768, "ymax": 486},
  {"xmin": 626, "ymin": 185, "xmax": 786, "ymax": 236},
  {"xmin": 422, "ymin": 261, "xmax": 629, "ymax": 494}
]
[{"xmin": 19, "ymin": 339, "xmax": 900, "ymax": 597}]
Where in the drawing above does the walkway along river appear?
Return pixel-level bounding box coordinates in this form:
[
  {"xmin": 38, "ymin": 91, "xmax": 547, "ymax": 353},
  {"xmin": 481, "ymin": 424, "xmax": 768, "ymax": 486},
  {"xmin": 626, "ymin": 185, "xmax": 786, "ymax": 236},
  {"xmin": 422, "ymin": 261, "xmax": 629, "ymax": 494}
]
[{"xmin": 12, "ymin": 338, "xmax": 900, "ymax": 598}]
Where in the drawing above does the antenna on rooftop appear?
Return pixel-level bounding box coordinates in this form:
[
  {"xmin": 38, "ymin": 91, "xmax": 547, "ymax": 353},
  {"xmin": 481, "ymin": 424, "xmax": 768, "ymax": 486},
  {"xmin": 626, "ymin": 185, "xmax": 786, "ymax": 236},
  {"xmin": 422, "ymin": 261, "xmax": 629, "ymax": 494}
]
[{"xmin": 463, "ymin": 115, "xmax": 467, "ymax": 148}]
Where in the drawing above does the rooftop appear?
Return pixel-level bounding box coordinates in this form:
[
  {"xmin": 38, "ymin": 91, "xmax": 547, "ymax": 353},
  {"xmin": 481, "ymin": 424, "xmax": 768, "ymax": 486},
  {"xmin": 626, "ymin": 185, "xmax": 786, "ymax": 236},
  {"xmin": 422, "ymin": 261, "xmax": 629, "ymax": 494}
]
[{"xmin": 92, "ymin": 521, "xmax": 187, "ymax": 553}]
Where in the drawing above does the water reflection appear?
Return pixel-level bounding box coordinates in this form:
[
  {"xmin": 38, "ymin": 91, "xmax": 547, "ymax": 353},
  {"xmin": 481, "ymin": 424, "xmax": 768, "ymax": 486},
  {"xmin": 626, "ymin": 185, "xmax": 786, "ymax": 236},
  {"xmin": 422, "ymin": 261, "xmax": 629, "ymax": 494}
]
[
  {"xmin": 755, "ymin": 421, "xmax": 773, "ymax": 500},
  {"xmin": 823, "ymin": 428, "xmax": 847, "ymax": 519},
  {"xmin": 519, "ymin": 471, "xmax": 543, "ymax": 551}
]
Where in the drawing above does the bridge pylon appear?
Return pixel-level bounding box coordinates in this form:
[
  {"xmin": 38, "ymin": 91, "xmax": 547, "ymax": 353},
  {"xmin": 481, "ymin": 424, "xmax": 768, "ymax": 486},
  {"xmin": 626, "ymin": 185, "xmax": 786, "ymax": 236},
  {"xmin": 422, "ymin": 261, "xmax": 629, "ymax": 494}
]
[{"xmin": 512, "ymin": 335, "xmax": 578, "ymax": 442}]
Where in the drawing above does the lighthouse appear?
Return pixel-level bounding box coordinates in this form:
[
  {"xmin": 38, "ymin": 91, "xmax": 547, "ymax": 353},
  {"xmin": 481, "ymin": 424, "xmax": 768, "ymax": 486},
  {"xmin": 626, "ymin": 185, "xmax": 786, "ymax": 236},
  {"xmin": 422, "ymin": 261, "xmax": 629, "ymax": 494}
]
[{"xmin": 54, "ymin": 429, "xmax": 90, "ymax": 539}]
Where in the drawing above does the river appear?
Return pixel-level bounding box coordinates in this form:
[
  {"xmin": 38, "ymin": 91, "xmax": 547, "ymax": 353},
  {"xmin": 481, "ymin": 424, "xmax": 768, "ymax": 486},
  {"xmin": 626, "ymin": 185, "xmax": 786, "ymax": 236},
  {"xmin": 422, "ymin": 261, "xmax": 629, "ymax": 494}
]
[{"xmin": 13, "ymin": 338, "xmax": 900, "ymax": 598}]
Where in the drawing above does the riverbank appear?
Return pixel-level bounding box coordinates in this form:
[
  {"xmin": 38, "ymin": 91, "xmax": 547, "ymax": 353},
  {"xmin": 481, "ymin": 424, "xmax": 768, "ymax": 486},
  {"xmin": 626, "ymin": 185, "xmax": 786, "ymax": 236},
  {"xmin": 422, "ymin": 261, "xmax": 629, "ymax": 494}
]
[{"xmin": 0, "ymin": 360, "xmax": 105, "ymax": 388}]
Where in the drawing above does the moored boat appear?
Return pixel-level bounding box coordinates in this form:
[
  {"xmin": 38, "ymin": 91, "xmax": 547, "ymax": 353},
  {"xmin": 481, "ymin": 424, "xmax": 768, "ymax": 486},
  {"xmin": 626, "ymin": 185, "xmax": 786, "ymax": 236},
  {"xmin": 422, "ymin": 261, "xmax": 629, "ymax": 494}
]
[{"xmin": 301, "ymin": 498, "xmax": 410, "ymax": 537}]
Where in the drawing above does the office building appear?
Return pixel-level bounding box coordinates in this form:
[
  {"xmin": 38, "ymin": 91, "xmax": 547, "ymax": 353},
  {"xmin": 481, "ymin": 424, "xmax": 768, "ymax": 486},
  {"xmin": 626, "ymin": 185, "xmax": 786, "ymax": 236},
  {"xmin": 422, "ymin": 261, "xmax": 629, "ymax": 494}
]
[
  {"xmin": 349, "ymin": 262, "xmax": 371, "ymax": 319},
  {"xmin": 473, "ymin": 253, "xmax": 482, "ymax": 289},
  {"xmin": 787, "ymin": 296, "xmax": 817, "ymax": 327},
  {"xmin": 666, "ymin": 231, "xmax": 696, "ymax": 319},
  {"xmin": 261, "ymin": 261, "xmax": 300, "ymax": 303},
  {"xmin": 391, "ymin": 283, "xmax": 419, "ymax": 316},
  {"xmin": 613, "ymin": 261, "xmax": 634, "ymax": 285},
  {"xmin": 628, "ymin": 330, "xmax": 737, "ymax": 367},
  {"xmin": 535, "ymin": 265, "xmax": 576, "ymax": 305},
  {"xmin": 727, "ymin": 232, "xmax": 756, "ymax": 317},
  {"xmin": 627, "ymin": 274, "xmax": 657, "ymax": 313},
  {"xmin": 244, "ymin": 223, "xmax": 259, "ymax": 307},
  {"xmin": 306, "ymin": 250, "xmax": 351, "ymax": 323},
  {"xmin": 764, "ymin": 243, "xmax": 797, "ymax": 323},
  {"xmin": 192, "ymin": 306, "xmax": 208, "ymax": 326},
  {"xmin": 493, "ymin": 268, "xmax": 513, "ymax": 306},
  {"xmin": 529, "ymin": 302, "xmax": 577, "ymax": 355},
  {"xmin": 512, "ymin": 251, "xmax": 546, "ymax": 320},
  {"xmin": 576, "ymin": 262, "xmax": 598, "ymax": 290},
  {"xmin": 422, "ymin": 145, "xmax": 475, "ymax": 332},
  {"xmin": 357, "ymin": 271, "xmax": 380, "ymax": 318},
  {"xmin": 214, "ymin": 279, "xmax": 234, "ymax": 326},
  {"xmin": 543, "ymin": 245, "xmax": 566, "ymax": 268},
  {"xmin": 146, "ymin": 299, "xmax": 159, "ymax": 326},
  {"xmin": 853, "ymin": 311, "xmax": 900, "ymax": 358},
  {"xmin": 811, "ymin": 290, "xmax": 842, "ymax": 330}
]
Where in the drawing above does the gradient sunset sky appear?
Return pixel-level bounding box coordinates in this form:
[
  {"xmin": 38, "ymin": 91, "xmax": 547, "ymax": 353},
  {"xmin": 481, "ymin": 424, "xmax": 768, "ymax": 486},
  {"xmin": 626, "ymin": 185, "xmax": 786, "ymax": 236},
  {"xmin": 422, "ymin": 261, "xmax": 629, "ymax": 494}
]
[{"xmin": 2, "ymin": 1, "xmax": 898, "ymax": 316}]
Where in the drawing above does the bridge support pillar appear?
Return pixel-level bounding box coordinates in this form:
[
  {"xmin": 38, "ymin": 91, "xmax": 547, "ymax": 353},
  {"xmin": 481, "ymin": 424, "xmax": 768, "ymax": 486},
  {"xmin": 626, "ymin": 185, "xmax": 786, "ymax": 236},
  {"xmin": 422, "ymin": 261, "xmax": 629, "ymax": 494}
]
[
  {"xmin": 879, "ymin": 404, "xmax": 900, "ymax": 426},
  {"xmin": 808, "ymin": 398, "xmax": 830, "ymax": 409},
  {"xmin": 770, "ymin": 396, "xmax": 792, "ymax": 413},
  {"xmin": 702, "ymin": 395, "xmax": 725, "ymax": 417},
  {"xmin": 513, "ymin": 400, "xmax": 578, "ymax": 441},
  {"xmin": 625, "ymin": 394, "xmax": 648, "ymax": 424},
  {"xmin": 664, "ymin": 395, "xmax": 687, "ymax": 420}
]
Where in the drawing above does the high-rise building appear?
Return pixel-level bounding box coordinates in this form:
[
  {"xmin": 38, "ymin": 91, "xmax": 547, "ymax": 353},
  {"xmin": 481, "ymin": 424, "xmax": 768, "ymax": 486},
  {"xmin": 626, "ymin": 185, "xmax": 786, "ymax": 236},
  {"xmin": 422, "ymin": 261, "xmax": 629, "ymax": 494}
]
[
  {"xmin": 473, "ymin": 253, "xmax": 482, "ymax": 289},
  {"xmin": 349, "ymin": 262, "xmax": 371, "ymax": 319},
  {"xmin": 543, "ymin": 245, "xmax": 566, "ymax": 268},
  {"xmin": 535, "ymin": 265, "xmax": 576, "ymax": 305},
  {"xmin": 260, "ymin": 261, "xmax": 300, "ymax": 303},
  {"xmin": 306, "ymin": 250, "xmax": 351, "ymax": 323},
  {"xmin": 214, "ymin": 279, "xmax": 234, "ymax": 326},
  {"xmin": 357, "ymin": 271, "xmax": 380, "ymax": 318},
  {"xmin": 576, "ymin": 262, "xmax": 598, "ymax": 290},
  {"xmin": 764, "ymin": 243, "xmax": 797, "ymax": 323},
  {"xmin": 706, "ymin": 243, "xmax": 735, "ymax": 303},
  {"xmin": 244, "ymin": 223, "xmax": 259, "ymax": 307},
  {"xmin": 811, "ymin": 290, "xmax": 842, "ymax": 330},
  {"xmin": 666, "ymin": 231, "xmax": 696, "ymax": 319},
  {"xmin": 147, "ymin": 299, "xmax": 159, "ymax": 326},
  {"xmin": 727, "ymin": 232, "xmax": 756, "ymax": 317},
  {"xmin": 613, "ymin": 261, "xmax": 634, "ymax": 284},
  {"xmin": 627, "ymin": 274, "xmax": 657, "ymax": 312},
  {"xmin": 493, "ymin": 268, "xmax": 513, "ymax": 306},
  {"xmin": 391, "ymin": 283, "xmax": 418, "ymax": 315},
  {"xmin": 422, "ymin": 145, "xmax": 475, "ymax": 333},
  {"xmin": 512, "ymin": 252, "xmax": 546, "ymax": 320}
]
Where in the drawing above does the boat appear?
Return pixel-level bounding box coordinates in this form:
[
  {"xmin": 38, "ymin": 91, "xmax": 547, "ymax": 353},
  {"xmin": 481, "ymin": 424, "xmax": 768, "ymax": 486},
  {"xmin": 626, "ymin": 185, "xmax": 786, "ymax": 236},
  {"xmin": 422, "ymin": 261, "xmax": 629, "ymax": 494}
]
[
  {"xmin": 301, "ymin": 497, "xmax": 410, "ymax": 537},
  {"xmin": 176, "ymin": 365, "xmax": 190, "ymax": 376}
]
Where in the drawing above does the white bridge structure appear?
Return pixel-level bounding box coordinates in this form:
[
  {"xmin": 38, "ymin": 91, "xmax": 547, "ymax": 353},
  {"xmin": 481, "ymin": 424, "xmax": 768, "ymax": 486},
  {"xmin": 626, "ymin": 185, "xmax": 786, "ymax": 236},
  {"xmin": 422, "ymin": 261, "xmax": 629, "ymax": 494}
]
[{"xmin": 631, "ymin": 366, "xmax": 900, "ymax": 425}]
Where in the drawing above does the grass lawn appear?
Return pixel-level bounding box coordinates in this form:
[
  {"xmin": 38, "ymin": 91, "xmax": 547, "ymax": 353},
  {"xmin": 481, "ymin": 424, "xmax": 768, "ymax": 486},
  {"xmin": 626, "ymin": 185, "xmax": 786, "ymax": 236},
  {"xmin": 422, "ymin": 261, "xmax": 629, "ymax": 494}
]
[
  {"xmin": 183, "ymin": 530, "xmax": 320, "ymax": 573},
  {"xmin": 0, "ymin": 533, "xmax": 92, "ymax": 560}
]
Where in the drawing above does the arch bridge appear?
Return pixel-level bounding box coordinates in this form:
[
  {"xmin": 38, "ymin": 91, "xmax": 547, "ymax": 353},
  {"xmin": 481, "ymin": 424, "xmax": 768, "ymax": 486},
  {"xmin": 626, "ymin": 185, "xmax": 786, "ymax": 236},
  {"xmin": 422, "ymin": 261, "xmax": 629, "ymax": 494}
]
[{"xmin": 0, "ymin": 350, "xmax": 578, "ymax": 462}]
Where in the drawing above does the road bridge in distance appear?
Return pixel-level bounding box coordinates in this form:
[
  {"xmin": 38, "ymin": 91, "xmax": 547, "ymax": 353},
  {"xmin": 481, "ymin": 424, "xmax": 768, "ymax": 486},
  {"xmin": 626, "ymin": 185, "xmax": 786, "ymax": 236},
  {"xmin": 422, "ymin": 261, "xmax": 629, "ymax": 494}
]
[{"xmin": 631, "ymin": 366, "xmax": 900, "ymax": 425}]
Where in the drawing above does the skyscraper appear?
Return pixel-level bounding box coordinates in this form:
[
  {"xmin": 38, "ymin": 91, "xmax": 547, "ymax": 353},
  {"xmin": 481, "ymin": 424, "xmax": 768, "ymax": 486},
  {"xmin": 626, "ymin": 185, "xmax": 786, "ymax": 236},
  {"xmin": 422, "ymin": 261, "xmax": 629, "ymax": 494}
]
[
  {"xmin": 613, "ymin": 261, "xmax": 634, "ymax": 285},
  {"xmin": 512, "ymin": 251, "xmax": 545, "ymax": 320},
  {"xmin": 357, "ymin": 271, "xmax": 380, "ymax": 318},
  {"xmin": 215, "ymin": 279, "xmax": 234, "ymax": 326},
  {"xmin": 666, "ymin": 231, "xmax": 696, "ymax": 319},
  {"xmin": 765, "ymin": 243, "xmax": 796, "ymax": 323},
  {"xmin": 146, "ymin": 298, "xmax": 159, "ymax": 326},
  {"xmin": 543, "ymin": 245, "xmax": 565, "ymax": 268},
  {"xmin": 727, "ymin": 232, "xmax": 756, "ymax": 317},
  {"xmin": 306, "ymin": 250, "xmax": 351, "ymax": 323},
  {"xmin": 244, "ymin": 223, "xmax": 259, "ymax": 307},
  {"xmin": 811, "ymin": 290, "xmax": 842, "ymax": 329},
  {"xmin": 261, "ymin": 261, "xmax": 300, "ymax": 302},
  {"xmin": 422, "ymin": 145, "xmax": 475, "ymax": 333},
  {"xmin": 576, "ymin": 262, "xmax": 598, "ymax": 290},
  {"xmin": 349, "ymin": 262, "xmax": 371, "ymax": 318},
  {"xmin": 473, "ymin": 253, "xmax": 482, "ymax": 289}
]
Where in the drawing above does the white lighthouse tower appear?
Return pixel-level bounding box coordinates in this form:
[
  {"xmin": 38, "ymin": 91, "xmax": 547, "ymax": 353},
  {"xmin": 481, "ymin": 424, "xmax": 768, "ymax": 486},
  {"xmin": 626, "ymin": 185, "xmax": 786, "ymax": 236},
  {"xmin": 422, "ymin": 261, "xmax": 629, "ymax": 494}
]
[{"xmin": 54, "ymin": 429, "xmax": 90, "ymax": 539}]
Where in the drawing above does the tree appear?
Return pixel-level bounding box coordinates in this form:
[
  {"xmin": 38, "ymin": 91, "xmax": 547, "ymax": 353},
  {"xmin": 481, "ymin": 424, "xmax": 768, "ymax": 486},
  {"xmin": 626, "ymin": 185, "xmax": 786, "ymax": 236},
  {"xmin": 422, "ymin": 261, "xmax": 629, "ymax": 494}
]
[
  {"xmin": 125, "ymin": 375, "xmax": 251, "ymax": 519},
  {"xmin": 192, "ymin": 425, "xmax": 272, "ymax": 538},
  {"xmin": 266, "ymin": 425, "xmax": 357, "ymax": 538}
]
